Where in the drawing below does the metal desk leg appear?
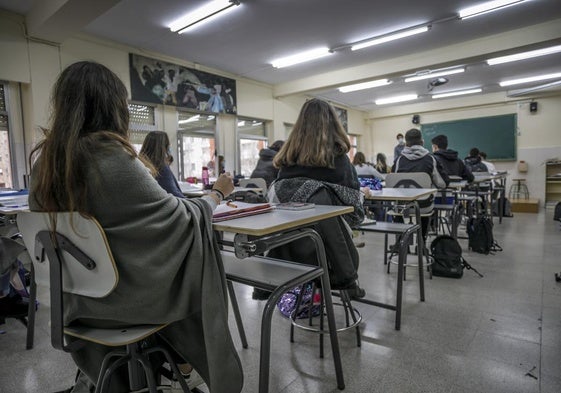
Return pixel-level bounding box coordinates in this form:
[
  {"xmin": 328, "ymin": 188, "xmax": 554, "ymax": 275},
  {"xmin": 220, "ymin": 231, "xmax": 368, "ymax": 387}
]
[
  {"xmin": 227, "ymin": 280, "xmax": 248, "ymax": 349},
  {"xmin": 309, "ymin": 230, "xmax": 345, "ymax": 390},
  {"xmin": 412, "ymin": 202, "xmax": 425, "ymax": 302},
  {"xmin": 26, "ymin": 263, "xmax": 36, "ymax": 349}
]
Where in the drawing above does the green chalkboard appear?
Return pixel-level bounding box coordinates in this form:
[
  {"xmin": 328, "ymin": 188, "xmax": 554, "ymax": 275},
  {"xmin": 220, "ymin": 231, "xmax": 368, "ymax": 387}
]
[{"xmin": 421, "ymin": 114, "xmax": 517, "ymax": 161}]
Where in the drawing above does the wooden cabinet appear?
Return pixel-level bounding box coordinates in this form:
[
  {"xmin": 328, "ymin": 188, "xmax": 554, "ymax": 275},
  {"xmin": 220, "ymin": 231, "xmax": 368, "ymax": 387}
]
[{"xmin": 546, "ymin": 161, "xmax": 561, "ymax": 205}]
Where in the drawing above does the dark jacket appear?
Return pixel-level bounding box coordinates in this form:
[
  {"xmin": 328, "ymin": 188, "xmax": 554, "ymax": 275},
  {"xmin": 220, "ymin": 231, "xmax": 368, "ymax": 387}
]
[
  {"xmin": 156, "ymin": 164, "xmax": 185, "ymax": 198},
  {"xmin": 394, "ymin": 143, "xmax": 405, "ymax": 162},
  {"xmin": 267, "ymin": 154, "xmax": 364, "ymax": 289},
  {"xmin": 392, "ymin": 145, "xmax": 449, "ymax": 188},
  {"xmin": 250, "ymin": 148, "xmax": 279, "ymax": 187},
  {"xmin": 434, "ymin": 149, "xmax": 474, "ymax": 182},
  {"xmin": 464, "ymin": 156, "xmax": 488, "ymax": 173},
  {"xmin": 268, "ymin": 181, "xmax": 361, "ymax": 289}
]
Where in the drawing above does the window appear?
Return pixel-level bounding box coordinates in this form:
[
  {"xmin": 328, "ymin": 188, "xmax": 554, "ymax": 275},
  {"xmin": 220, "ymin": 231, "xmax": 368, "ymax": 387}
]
[
  {"xmin": 177, "ymin": 112, "xmax": 216, "ymax": 181},
  {"xmin": 0, "ymin": 83, "xmax": 13, "ymax": 188},
  {"xmin": 238, "ymin": 118, "xmax": 267, "ymax": 177},
  {"xmin": 128, "ymin": 103, "xmax": 156, "ymax": 151}
]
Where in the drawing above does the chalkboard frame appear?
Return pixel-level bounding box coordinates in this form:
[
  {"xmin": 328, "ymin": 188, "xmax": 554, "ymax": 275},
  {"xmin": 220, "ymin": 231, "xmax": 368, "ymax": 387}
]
[{"xmin": 421, "ymin": 114, "xmax": 517, "ymax": 161}]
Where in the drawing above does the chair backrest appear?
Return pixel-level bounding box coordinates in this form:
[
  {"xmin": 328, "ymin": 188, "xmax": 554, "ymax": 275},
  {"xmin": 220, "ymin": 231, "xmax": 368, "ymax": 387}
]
[
  {"xmin": 238, "ymin": 177, "xmax": 268, "ymax": 193},
  {"xmin": 385, "ymin": 172, "xmax": 435, "ymax": 212},
  {"xmin": 17, "ymin": 211, "xmax": 118, "ymax": 351},
  {"xmin": 17, "ymin": 212, "xmax": 118, "ymax": 298}
]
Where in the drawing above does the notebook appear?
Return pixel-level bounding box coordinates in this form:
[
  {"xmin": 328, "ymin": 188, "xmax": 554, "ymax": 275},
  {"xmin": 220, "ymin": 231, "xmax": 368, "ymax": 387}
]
[{"xmin": 212, "ymin": 201, "xmax": 273, "ymax": 222}]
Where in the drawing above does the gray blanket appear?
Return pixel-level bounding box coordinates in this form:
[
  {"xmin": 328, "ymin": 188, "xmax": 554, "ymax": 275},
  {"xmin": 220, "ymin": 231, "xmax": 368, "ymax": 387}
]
[{"xmin": 29, "ymin": 144, "xmax": 243, "ymax": 393}]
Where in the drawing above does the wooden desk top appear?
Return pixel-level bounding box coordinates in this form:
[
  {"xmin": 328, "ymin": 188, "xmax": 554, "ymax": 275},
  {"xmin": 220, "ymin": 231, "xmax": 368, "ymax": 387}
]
[
  {"xmin": 213, "ymin": 205, "xmax": 353, "ymax": 236},
  {"xmin": 364, "ymin": 187, "xmax": 437, "ymax": 201}
]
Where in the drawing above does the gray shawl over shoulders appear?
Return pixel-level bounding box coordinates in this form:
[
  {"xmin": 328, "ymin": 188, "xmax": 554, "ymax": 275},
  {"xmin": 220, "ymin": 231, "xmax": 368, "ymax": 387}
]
[{"xmin": 29, "ymin": 145, "xmax": 243, "ymax": 393}]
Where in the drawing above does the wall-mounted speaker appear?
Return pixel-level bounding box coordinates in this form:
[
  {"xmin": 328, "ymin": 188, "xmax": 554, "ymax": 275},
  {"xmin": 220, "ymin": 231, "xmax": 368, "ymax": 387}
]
[
  {"xmin": 530, "ymin": 102, "xmax": 538, "ymax": 113},
  {"xmin": 412, "ymin": 114, "xmax": 420, "ymax": 124}
]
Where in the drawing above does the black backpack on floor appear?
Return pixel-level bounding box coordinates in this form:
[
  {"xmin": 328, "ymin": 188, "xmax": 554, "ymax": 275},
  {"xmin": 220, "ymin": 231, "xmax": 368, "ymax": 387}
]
[
  {"xmin": 467, "ymin": 216, "xmax": 495, "ymax": 254},
  {"xmin": 430, "ymin": 235, "xmax": 483, "ymax": 278}
]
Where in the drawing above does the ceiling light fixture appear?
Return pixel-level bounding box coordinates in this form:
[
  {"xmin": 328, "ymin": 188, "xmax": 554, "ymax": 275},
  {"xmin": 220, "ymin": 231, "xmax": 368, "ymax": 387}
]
[
  {"xmin": 486, "ymin": 44, "xmax": 561, "ymax": 65},
  {"xmin": 339, "ymin": 79, "xmax": 391, "ymax": 93},
  {"xmin": 375, "ymin": 94, "xmax": 418, "ymax": 105},
  {"xmin": 432, "ymin": 88, "xmax": 483, "ymax": 99},
  {"xmin": 351, "ymin": 25, "xmax": 430, "ymax": 51},
  {"xmin": 271, "ymin": 47, "xmax": 331, "ymax": 68},
  {"xmin": 169, "ymin": 0, "xmax": 241, "ymax": 34},
  {"xmin": 499, "ymin": 72, "xmax": 561, "ymax": 87},
  {"xmin": 179, "ymin": 115, "xmax": 200, "ymax": 124},
  {"xmin": 404, "ymin": 67, "xmax": 465, "ymax": 83},
  {"xmin": 458, "ymin": 0, "xmax": 528, "ymax": 19}
]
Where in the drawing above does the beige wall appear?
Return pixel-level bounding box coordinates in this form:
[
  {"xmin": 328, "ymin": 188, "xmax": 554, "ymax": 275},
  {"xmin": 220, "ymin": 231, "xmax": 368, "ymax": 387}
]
[{"xmin": 367, "ymin": 95, "xmax": 561, "ymax": 203}]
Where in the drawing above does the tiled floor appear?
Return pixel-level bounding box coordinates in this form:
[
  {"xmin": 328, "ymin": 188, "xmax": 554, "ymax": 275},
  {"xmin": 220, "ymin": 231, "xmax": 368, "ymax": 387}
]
[{"xmin": 1, "ymin": 210, "xmax": 560, "ymax": 392}]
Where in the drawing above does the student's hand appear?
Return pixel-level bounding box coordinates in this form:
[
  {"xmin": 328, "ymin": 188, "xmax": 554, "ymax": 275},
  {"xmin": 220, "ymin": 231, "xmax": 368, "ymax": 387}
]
[{"xmin": 213, "ymin": 173, "xmax": 234, "ymax": 198}]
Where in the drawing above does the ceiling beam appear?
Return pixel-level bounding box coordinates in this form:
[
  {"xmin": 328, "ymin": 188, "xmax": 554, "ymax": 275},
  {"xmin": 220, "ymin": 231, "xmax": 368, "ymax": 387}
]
[{"xmin": 26, "ymin": 0, "xmax": 121, "ymax": 43}]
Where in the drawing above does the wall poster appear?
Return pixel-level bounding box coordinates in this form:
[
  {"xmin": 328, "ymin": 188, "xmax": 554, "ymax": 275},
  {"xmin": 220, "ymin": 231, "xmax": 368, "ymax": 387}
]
[
  {"xmin": 333, "ymin": 106, "xmax": 348, "ymax": 132},
  {"xmin": 129, "ymin": 53, "xmax": 237, "ymax": 114}
]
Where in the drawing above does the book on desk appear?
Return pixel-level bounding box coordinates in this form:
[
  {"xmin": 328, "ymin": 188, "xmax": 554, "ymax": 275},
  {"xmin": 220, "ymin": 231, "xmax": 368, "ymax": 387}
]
[{"xmin": 212, "ymin": 201, "xmax": 273, "ymax": 222}]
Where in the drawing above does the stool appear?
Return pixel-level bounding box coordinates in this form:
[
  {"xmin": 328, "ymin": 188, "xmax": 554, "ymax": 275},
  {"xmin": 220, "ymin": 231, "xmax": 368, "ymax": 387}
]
[
  {"xmin": 509, "ymin": 178, "xmax": 529, "ymax": 199},
  {"xmin": 290, "ymin": 283, "xmax": 362, "ymax": 357}
]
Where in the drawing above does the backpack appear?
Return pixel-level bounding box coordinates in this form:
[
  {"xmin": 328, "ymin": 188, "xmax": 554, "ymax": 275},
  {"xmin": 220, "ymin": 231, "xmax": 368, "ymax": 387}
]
[
  {"xmin": 554, "ymin": 202, "xmax": 561, "ymax": 222},
  {"xmin": 467, "ymin": 216, "xmax": 494, "ymax": 254},
  {"xmin": 429, "ymin": 235, "xmax": 484, "ymax": 278},
  {"xmin": 492, "ymin": 196, "xmax": 513, "ymax": 218},
  {"xmin": 430, "ymin": 235, "xmax": 465, "ymax": 278},
  {"xmin": 276, "ymin": 282, "xmax": 322, "ymax": 319}
]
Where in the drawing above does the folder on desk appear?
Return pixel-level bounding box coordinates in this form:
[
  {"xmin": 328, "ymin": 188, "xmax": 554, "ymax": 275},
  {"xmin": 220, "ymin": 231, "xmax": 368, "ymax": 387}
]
[{"xmin": 212, "ymin": 201, "xmax": 273, "ymax": 222}]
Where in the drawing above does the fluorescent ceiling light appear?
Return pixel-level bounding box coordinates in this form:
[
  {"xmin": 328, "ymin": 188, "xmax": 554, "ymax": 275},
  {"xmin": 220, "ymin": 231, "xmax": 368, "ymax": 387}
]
[
  {"xmin": 499, "ymin": 72, "xmax": 561, "ymax": 87},
  {"xmin": 404, "ymin": 67, "xmax": 465, "ymax": 83},
  {"xmin": 237, "ymin": 121, "xmax": 246, "ymax": 126},
  {"xmin": 375, "ymin": 94, "xmax": 418, "ymax": 105},
  {"xmin": 459, "ymin": 0, "xmax": 528, "ymax": 19},
  {"xmin": 487, "ymin": 44, "xmax": 561, "ymax": 65},
  {"xmin": 252, "ymin": 122, "xmax": 263, "ymax": 126},
  {"xmin": 179, "ymin": 115, "xmax": 200, "ymax": 124},
  {"xmin": 271, "ymin": 47, "xmax": 331, "ymax": 68},
  {"xmin": 432, "ymin": 88, "xmax": 482, "ymax": 99},
  {"xmin": 169, "ymin": 0, "xmax": 240, "ymax": 34},
  {"xmin": 339, "ymin": 79, "xmax": 391, "ymax": 93},
  {"xmin": 351, "ymin": 26, "xmax": 429, "ymax": 51}
]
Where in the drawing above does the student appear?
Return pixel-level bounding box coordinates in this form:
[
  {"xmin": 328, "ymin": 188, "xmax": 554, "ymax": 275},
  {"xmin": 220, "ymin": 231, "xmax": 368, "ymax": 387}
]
[
  {"xmin": 140, "ymin": 131, "xmax": 185, "ymax": 198},
  {"xmin": 464, "ymin": 147, "xmax": 488, "ymax": 173},
  {"xmin": 479, "ymin": 151, "xmax": 497, "ymax": 173},
  {"xmin": 392, "ymin": 128, "xmax": 449, "ymax": 239},
  {"xmin": 352, "ymin": 151, "xmax": 386, "ymax": 179},
  {"xmin": 393, "ymin": 132, "xmax": 405, "ymax": 162},
  {"xmin": 431, "ymin": 134, "xmax": 474, "ymax": 182},
  {"xmin": 28, "ymin": 61, "xmax": 243, "ymax": 393},
  {"xmin": 268, "ymin": 98, "xmax": 365, "ymax": 298},
  {"xmin": 375, "ymin": 152, "xmax": 389, "ymax": 174},
  {"xmin": 250, "ymin": 139, "xmax": 285, "ymax": 187}
]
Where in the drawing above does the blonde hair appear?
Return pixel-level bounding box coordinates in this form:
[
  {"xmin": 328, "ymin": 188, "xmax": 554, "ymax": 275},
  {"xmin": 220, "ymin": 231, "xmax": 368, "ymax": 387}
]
[{"xmin": 274, "ymin": 98, "xmax": 350, "ymax": 169}]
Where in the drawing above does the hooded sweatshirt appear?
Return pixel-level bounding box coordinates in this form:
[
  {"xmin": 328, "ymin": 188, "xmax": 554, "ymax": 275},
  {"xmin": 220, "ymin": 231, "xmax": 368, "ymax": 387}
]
[
  {"xmin": 434, "ymin": 149, "xmax": 474, "ymax": 182},
  {"xmin": 392, "ymin": 145, "xmax": 448, "ymax": 188},
  {"xmin": 250, "ymin": 147, "xmax": 279, "ymax": 187},
  {"xmin": 464, "ymin": 155, "xmax": 488, "ymax": 173}
]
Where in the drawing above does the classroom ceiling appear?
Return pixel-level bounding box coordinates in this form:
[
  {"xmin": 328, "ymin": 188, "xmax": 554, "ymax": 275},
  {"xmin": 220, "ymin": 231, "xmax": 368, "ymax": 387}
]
[{"xmin": 2, "ymin": 0, "xmax": 561, "ymax": 112}]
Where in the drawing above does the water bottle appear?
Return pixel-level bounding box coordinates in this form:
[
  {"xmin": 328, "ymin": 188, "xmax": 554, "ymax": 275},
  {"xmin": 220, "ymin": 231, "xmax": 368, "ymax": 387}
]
[{"xmin": 201, "ymin": 166, "xmax": 210, "ymax": 187}]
